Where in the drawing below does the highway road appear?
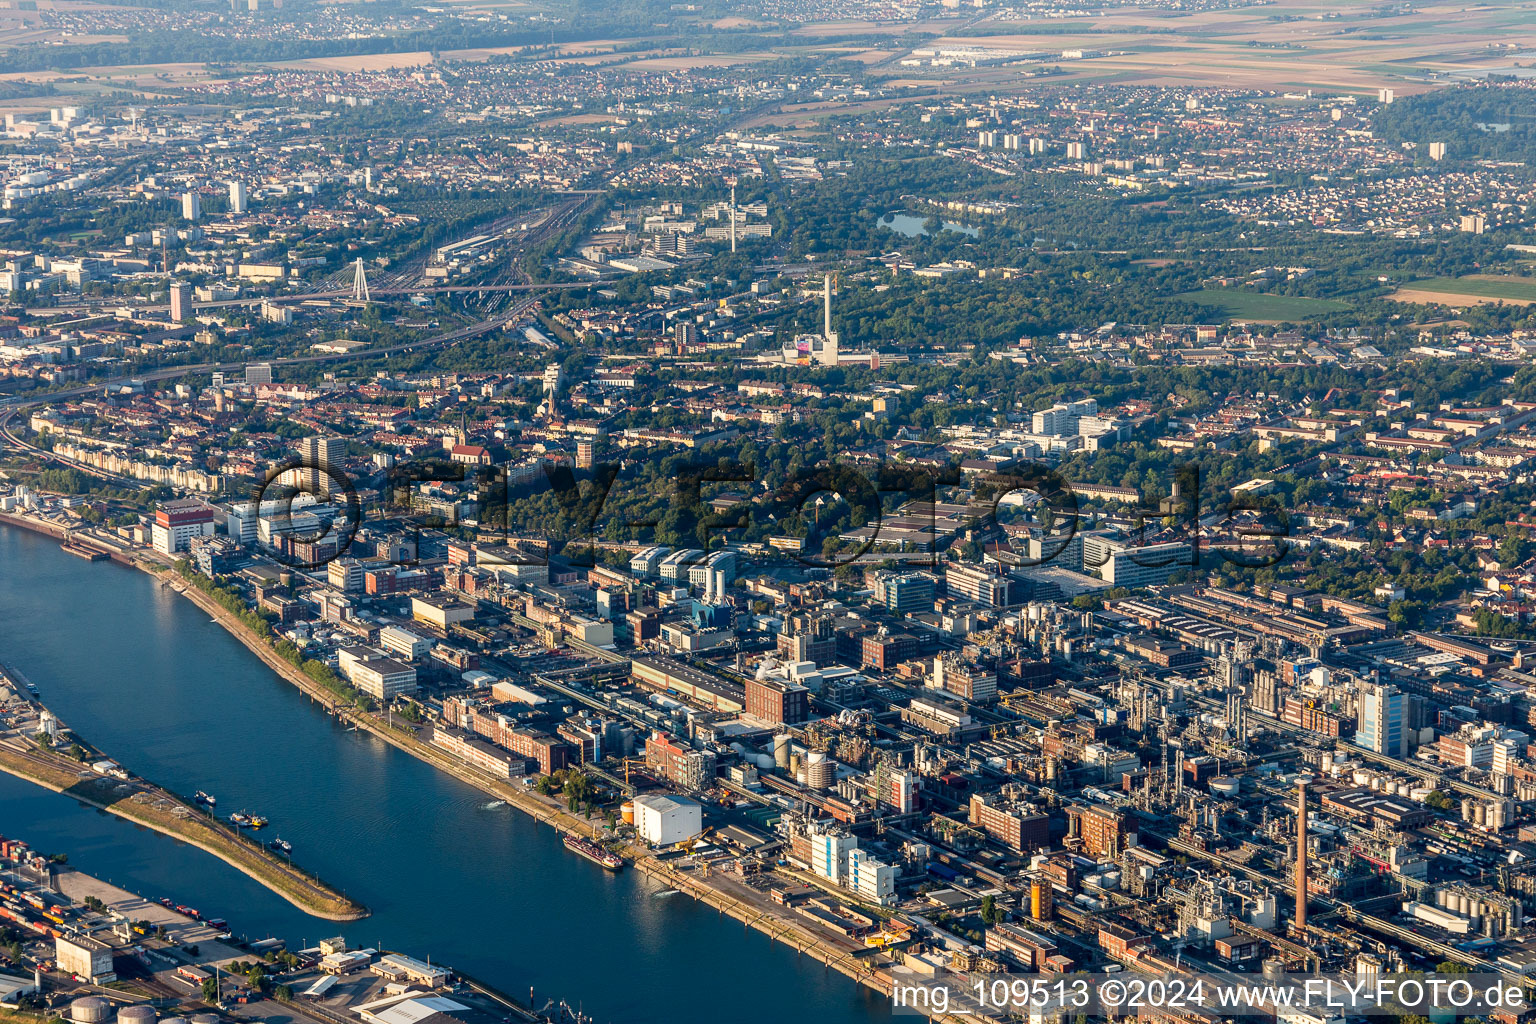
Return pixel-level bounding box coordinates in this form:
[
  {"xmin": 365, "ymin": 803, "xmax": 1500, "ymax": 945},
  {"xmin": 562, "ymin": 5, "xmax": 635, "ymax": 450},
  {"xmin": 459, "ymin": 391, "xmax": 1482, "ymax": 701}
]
[
  {"xmin": 28, "ymin": 190, "xmax": 607, "ymax": 318},
  {"xmin": 25, "ymin": 279, "xmax": 601, "ymax": 317}
]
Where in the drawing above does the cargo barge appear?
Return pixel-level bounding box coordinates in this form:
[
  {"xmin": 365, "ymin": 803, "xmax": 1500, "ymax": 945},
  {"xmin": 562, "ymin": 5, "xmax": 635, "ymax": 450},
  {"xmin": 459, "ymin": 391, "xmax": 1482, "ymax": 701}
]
[{"xmin": 562, "ymin": 833, "xmax": 623, "ymax": 871}]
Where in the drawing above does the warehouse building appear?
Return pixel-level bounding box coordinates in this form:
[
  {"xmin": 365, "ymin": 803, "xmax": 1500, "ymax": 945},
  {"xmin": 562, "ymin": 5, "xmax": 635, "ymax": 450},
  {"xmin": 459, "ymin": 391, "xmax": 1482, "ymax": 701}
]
[{"xmin": 633, "ymin": 793, "xmax": 703, "ymax": 846}]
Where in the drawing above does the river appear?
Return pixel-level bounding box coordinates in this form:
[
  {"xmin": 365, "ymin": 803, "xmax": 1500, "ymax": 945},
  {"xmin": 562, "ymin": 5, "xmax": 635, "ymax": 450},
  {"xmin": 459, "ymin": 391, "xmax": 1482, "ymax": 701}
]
[{"xmin": 0, "ymin": 523, "xmax": 892, "ymax": 1024}]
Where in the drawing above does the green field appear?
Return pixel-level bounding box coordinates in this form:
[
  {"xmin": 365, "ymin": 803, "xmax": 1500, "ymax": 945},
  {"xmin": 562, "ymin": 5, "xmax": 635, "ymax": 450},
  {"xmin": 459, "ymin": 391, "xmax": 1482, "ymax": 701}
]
[
  {"xmin": 1174, "ymin": 289, "xmax": 1352, "ymax": 320},
  {"xmin": 1399, "ymin": 276, "xmax": 1536, "ymax": 301}
]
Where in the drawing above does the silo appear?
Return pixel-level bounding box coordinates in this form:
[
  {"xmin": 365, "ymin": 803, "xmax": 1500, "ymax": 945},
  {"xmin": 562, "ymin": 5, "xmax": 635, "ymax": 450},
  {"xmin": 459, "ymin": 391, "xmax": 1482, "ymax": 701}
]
[
  {"xmin": 1210, "ymin": 777, "xmax": 1241, "ymax": 798},
  {"xmin": 774, "ymin": 734, "xmax": 792, "ymax": 770},
  {"xmin": 118, "ymin": 1006, "xmax": 155, "ymax": 1024},
  {"xmin": 1030, "ymin": 878, "xmax": 1054, "ymax": 921},
  {"xmin": 621, "ymin": 801, "xmax": 635, "ymax": 825},
  {"xmin": 70, "ymin": 997, "xmax": 110, "ymax": 1024},
  {"xmin": 805, "ymin": 751, "xmax": 833, "ymax": 790}
]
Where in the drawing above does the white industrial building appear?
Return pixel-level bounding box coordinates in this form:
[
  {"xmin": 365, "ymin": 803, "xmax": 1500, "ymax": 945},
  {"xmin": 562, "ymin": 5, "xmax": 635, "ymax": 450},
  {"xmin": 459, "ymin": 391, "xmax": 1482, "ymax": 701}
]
[
  {"xmin": 810, "ymin": 830, "xmax": 857, "ymax": 885},
  {"xmin": 379, "ymin": 625, "xmax": 432, "ymax": 661},
  {"xmin": 847, "ymin": 848, "xmax": 898, "ymax": 905},
  {"xmin": 338, "ymin": 645, "xmax": 418, "ymax": 700},
  {"xmin": 56, "ymin": 935, "xmax": 114, "ymax": 982},
  {"xmin": 632, "ymin": 794, "xmax": 703, "ymax": 845}
]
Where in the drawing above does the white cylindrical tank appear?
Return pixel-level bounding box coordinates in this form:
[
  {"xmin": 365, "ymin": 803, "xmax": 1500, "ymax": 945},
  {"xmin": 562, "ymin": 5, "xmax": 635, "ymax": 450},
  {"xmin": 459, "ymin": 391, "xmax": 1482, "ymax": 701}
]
[
  {"xmin": 805, "ymin": 750, "xmax": 833, "ymax": 789},
  {"xmin": 70, "ymin": 998, "xmax": 110, "ymax": 1024},
  {"xmin": 1210, "ymin": 777, "xmax": 1241, "ymax": 797},
  {"xmin": 774, "ymin": 734, "xmax": 791, "ymax": 769},
  {"xmin": 118, "ymin": 1007, "xmax": 155, "ymax": 1024}
]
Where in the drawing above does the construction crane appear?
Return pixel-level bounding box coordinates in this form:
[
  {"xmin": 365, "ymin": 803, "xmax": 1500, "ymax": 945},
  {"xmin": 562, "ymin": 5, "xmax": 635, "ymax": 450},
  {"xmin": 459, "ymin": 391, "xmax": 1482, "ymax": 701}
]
[{"xmin": 616, "ymin": 756, "xmax": 647, "ymax": 786}]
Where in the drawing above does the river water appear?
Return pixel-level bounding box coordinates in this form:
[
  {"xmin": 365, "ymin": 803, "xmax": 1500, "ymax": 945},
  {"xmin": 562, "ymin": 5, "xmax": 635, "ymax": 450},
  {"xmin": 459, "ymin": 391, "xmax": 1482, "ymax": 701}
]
[{"xmin": 0, "ymin": 523, "xmax": 892, "ymax": 1024}]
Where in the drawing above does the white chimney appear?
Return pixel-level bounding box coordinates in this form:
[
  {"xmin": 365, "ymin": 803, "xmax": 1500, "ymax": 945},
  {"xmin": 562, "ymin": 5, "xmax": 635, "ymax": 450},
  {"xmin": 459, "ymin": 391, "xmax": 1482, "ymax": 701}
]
[{"xmin": 823, "ymin": 274, "xmax": 833, "ymax": 337}]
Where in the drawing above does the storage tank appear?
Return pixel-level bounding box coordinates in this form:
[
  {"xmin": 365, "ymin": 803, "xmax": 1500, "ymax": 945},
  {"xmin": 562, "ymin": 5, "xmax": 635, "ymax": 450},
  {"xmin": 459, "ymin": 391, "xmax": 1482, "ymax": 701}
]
[
  {"xmin": 190, "ymin": 1014, "xmax": 220, "ymax": 1024},
  {"xmin": 1210, "ymin": 777, "xmax": 1241, "ymax": 797},
  {"xmin": 1262, "ymin": 958, "xmax": 1286, "ymax": 981},
  {"xmin": 1320, "ymin": 752, "xmax": 1334, "ymax": 773},
  {"xmin": 70, "ymin": 997, "xmax": 111, "ymax": 1024},
  {"xmin": 1030, "ymin": 878, "xmax": 1053, "ymax": 920},
  {"xmin": 118, "ymin": 1006, "xmax": 155, "ymax": 1024},
  {"xmin": 773, "ymin": 734, "xmax": 792, "ymax": 769},
  {"xmin": 805, "ymin": 750, "xmax": 833, "ymax": 790},
  {"xmin": 1410, "ymin": 787, "xmax": 1430, "ymax": 802},
  {"xmin": 1353, "ymin": 771, "xmax": 1371, "ymax": 786},
  {"xmin": 620, "ymin": 801, "xmax": 635, "ymax": 825}
]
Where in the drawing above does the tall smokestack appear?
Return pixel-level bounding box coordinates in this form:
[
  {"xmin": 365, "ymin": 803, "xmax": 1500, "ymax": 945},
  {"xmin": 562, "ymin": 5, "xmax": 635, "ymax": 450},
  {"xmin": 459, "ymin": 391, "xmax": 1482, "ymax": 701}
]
[
  {"xmin": 1295, "ymin": 778, "xmax": 1308, "ymax": 936},
  {"xmin": 730, "ymin": 184, "xmax": 737, "ymax": 253},
  {"xmin": 824, "ymin": 274, "xmax": 832, "ymax": 338}
]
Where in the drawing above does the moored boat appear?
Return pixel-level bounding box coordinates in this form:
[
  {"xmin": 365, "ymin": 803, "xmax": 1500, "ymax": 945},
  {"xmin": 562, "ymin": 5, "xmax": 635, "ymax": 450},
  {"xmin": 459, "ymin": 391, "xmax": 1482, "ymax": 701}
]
[{"xmin": 563, "ymin": 833, "xmax": 623, "ymax": 871}]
